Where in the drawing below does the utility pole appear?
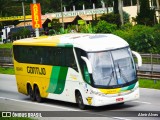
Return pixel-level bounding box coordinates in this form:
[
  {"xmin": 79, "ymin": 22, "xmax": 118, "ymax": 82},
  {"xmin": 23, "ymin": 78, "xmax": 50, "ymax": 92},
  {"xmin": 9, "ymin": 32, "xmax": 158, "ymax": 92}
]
[
  {"xmin": 61, "ymin": 0, "xmax": 64, "ymax": 29},
  {"xmin": 22, "ymin": 2, "xmax": 25, "ymax": 28},
  {"xmin": 137, "ymin": 0, "xmax": 140, "ymax": 13},
  {"xmin": 32, "ymin": 0, "xmax": 39, "ymax": 37}
]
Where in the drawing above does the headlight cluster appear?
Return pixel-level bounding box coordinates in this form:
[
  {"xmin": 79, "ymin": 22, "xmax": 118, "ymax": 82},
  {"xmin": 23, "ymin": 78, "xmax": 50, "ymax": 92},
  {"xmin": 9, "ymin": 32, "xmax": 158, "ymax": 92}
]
[
  {"xmin": 90, "ymin": 90, "xmax": 107, "ymax": 97},
  {"xmin": 90, "ymin": 90, "xmax": 118, "ymax": 97},
  {"xmin": 90, "ymin": 86, "xmax": 138, "ymax": 97}
]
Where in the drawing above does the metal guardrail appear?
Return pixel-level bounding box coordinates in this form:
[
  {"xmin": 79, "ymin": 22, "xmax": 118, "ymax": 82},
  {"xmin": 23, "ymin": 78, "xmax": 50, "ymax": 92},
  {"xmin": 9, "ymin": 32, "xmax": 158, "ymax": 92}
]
[
  {"xmin": 0, "ymin": 63, "xmax": 13, "ymax": 67},
  {"xmin": 0, "ymin": 49, "xmax": 13, "ymax": 65},
  {"xmin": 134, "ymin": 53, "xmax": 160, "ymax": 80},
  {"xmin": 141, "ymin": 53, "xmax": 160, "ymax": 58},
  {"xmin": 137, "ymin": 72, "xmax": 160, "ymax": 80},
  {"xmin": 139, "ymin": 54, "xmax": 160, "ymax": 64}
]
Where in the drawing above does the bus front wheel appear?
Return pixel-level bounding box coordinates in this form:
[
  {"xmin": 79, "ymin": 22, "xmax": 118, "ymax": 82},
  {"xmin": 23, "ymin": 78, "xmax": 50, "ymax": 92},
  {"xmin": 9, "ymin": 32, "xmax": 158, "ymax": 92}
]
[
  {"xmin": 76, "ymin": 92, "xmax": 85, "ymax": 110},
  {"xmin": 28, "ymin": 85, "xmax": 35, "ymax": 101},
  {"xmin": 34, "ymin": 85, "xmax": 43, "ymax": 103}
]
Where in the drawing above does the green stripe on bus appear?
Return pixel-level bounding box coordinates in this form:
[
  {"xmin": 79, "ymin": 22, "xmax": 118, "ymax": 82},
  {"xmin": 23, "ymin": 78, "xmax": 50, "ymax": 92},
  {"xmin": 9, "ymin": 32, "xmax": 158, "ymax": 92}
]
[
  {"xmin": 57, "ymin": 43, "xmax": 73, "ymax": 47},
  {"xmin": 54, "ymin": 67, "xmax": 68, "ymax": 94},
  {"xmin": 127, "ymin": 83, "xmax": 136, "ymax": 90},
  {"xmin": 120, "ymin": 83, "xmax": 136, "ymax": 92},
  {"xmin": 47, "ymin": 66, "xmax": 61, "ymax": 93},
  {"xmin": 47, "ymin": 66, "xmax": 68, "ymax": 94}
]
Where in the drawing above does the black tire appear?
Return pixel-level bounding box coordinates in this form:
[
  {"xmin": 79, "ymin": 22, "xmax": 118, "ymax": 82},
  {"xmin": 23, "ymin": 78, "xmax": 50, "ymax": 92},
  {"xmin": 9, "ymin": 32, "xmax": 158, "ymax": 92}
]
[
  {"xmin": 76, "ymin": 92, "xmax": 85, "ymax": 110},
  {"xmin": 28, "ymin": 85, "xmax": 35, "ymax": 101},
  {"xmin": 34, "ymin": 86, "xmax": 43, "ymax": 103}
]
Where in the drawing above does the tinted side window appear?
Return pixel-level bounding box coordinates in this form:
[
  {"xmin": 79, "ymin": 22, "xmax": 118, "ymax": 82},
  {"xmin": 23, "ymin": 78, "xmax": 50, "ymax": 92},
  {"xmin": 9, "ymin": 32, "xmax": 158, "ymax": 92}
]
[
  {"xmin": 13, "ymin": 45, "xmax": 78, "ymax": 71},
  {"xmin": 65, "ymin": 48, "xmax": 77, "ymax": 71}
]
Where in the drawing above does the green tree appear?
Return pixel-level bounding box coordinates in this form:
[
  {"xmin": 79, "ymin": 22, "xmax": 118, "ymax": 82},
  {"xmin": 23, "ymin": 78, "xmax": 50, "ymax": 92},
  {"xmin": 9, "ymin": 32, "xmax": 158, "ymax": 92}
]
[
  {"xmin": 113, "ymin": 0, "xmax": 118, "ymax": 14},
  {"xmin": 100, "ymin": 10, "xmax": 130, "ymax": 25},
  {"xmin": 136, "ymin": 0, "xmax": 156, "ymax": 26},
  {"xmin": 51, "ymin": 18, "xmax": 61, "ymax": 32},
  {"xmin": 99, "ymin": 13, "xmax": 120, "ymax": 26},
  {"xmin": 113, "ymin": 24, "xmax": 160, "ymax": 53},
  {"xmin": 94, "ymin": 20, "xmax": 117, "ymax": 33}
]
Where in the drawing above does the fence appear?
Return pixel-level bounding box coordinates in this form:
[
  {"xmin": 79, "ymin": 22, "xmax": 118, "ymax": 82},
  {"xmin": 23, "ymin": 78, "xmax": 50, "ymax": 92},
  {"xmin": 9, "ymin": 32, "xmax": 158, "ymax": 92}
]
[
  {"xmin": 0, "ymin": 48, "xmax": 13, "ymax": 67},
  {"xmin": 133, "ymin": 54, "xmax": 160, "ymax": 80}
]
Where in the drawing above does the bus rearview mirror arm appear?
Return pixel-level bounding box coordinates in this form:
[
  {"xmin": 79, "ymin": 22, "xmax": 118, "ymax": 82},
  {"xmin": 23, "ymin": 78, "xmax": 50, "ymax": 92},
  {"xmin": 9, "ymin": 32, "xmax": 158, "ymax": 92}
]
[
  {"xmin": 81, "ymin": 56, "xmax": 92, "ymax": 73},
  {"xmin": 132, "ymin": 51, "xmax": 142, "ymax": 67}
]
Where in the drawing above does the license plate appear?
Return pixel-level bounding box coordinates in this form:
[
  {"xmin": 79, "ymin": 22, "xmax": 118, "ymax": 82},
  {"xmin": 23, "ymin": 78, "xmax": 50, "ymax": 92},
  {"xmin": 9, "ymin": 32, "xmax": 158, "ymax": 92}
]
[{"xmin": 116, "ymin": 98, "xmax": 124, "ymax": 102}]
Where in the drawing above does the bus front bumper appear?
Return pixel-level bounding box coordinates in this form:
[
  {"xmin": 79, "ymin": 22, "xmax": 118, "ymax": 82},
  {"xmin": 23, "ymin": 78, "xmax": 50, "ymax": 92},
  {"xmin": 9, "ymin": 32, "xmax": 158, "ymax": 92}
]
[{"xmin": 90, "ymin": 88, "xmax": 139, "ymax": 107}]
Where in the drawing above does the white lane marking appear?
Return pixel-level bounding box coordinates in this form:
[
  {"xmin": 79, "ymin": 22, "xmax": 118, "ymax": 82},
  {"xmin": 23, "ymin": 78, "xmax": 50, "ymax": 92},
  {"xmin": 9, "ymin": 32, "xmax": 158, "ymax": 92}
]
[
  {"xmin": 0, "ymin": 96, "xmax": 78, "ymax": 111},
  {"xmin": 0, "ymin": 97, "xmax": 132, "ymax": 119},
  {"xmin": 131, "ymin": 100, "xmax": 151, "ymax": 105},
  {"xmin": 113, "ymin": 117, "xmax": 131, "ymax": 120}
]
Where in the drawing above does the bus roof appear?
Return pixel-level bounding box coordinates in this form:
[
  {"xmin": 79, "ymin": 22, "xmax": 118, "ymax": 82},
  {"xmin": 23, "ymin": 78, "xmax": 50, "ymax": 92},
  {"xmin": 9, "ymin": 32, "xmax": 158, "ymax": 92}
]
[{"xmin": 13, "ymin": 33, "xmax": 129, "ymax": 52}]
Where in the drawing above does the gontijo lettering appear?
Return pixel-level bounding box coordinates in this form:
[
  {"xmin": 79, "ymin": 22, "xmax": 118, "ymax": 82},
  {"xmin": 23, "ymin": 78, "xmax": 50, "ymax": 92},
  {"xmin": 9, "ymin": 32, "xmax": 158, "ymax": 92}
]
[
  {"xmin": 30, "ymin": 3, "xmax": 42, "ymax": 28},
  {"xmin": 27, "ymin": 66, "xmax": 46, "ymax": 75}
]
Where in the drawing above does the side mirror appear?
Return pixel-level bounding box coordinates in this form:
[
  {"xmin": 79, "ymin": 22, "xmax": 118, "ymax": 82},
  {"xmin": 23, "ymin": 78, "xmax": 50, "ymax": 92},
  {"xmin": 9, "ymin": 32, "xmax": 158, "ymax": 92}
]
[
  {"xmin": 132, "ymin": 51, "xmax": 142, "ymax": 67},
  {"xmin": 81, "ymin": 56, "xmax": 92, "ymax": 73}
]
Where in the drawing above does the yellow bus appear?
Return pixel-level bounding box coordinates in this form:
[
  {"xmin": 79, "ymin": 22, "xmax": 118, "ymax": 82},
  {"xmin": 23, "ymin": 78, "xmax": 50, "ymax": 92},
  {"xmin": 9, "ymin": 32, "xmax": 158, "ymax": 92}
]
[{"xmin": 13, "ymin": 34, "xmax": 142, "ymax": 109}]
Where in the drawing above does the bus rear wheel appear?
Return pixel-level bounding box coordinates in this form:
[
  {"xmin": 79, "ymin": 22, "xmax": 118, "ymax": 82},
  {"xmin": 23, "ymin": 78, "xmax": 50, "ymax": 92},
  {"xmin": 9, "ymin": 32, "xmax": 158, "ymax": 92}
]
[
  {"xmin": 34, "ymin": 85, "xmax": 43, "ymax": 103},
  {"xmin": 76, "ymin": 92, "xmax": 85, "ymax": 110},
  {"xmin": 28, "ymin": 85, "xmax": 35, "ymax": 101}
]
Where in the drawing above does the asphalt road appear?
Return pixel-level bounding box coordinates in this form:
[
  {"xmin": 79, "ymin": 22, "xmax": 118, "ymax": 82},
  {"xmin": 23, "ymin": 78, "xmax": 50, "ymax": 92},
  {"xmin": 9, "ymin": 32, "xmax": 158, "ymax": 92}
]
[{"xmin": 0, "ymin": 74, "xmax": 160, "ymax": 120}]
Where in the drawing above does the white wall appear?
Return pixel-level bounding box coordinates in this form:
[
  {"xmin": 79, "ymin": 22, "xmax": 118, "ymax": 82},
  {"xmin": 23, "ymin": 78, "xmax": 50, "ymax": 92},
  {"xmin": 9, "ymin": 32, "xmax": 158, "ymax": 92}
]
[{"xmin": 123, "ymin": 6, "xmax": 137, "ymax": 22}]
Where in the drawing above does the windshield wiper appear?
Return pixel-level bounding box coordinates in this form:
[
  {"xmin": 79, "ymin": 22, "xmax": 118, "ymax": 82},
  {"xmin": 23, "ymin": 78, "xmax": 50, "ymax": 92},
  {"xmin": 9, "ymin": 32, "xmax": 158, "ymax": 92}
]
[
  {"xmin": 106, "ymin": 66, "xmax": 115, "ymax": 86},
  {"xmin": 117, "ymin": 63, "xmax": 129, "ymax": 83}
]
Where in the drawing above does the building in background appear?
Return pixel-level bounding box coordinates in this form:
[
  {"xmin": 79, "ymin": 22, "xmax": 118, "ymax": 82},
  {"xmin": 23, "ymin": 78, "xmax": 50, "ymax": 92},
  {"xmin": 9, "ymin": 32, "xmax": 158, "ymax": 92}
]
[{"xmin": 1, "ymin": 0, "xmax": 159, "ymax": 32}]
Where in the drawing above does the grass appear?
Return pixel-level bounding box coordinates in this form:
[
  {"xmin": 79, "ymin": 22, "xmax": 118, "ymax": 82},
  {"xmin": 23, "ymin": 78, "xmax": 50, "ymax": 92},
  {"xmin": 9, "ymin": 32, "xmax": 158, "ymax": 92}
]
[
  {"xmin": 0, "ymin": 67, "xmax": 15, "ymax": 75},
  {"xmin": 0, "ymin": 43, "xmax": 13, "ymax": 49},
  {"xmin": 139, "ymin": 79, "xmax": 160, "ymax": 90}
]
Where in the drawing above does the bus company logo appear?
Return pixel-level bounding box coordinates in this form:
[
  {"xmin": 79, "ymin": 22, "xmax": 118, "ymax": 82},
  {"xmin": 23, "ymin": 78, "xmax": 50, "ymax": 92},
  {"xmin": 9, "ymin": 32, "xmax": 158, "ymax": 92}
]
[
  {"xmin": 30, "ymin": 3, "xmax": 42, "ymax": 28},
  {"xmin": 2, "ymin": 112, "xmax": 11, "ymax": 117},
  {"xmin": 27, "ymin": 66, "xmax": 46, "ymax": 75}
]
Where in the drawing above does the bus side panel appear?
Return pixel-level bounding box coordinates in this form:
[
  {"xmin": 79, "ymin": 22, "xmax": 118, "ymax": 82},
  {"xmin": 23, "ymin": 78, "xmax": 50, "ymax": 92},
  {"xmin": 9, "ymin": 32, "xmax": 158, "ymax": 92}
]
[
  {"xmin": 14, "ymin": 60, "xmax": 52, "ymax": 98},
  {"xmin": 47, "ymin": 68, "xmax": 84, "ymax": 103},
  {"xmin": 14, "ymin": 61, "xmax": 94, "ymax": 105},
  {"xmin": 47, "ymin": 67, "xmax": 95, "ymax": 105},
  {"xmin": 15, "ymin": 75, "xmax": 29, "ymax": 95}
]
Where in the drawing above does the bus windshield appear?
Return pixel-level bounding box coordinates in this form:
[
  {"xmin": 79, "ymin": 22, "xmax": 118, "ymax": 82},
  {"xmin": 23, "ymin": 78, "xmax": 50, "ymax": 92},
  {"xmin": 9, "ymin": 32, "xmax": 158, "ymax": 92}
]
[{"xmin": 88, "ymin": 47, "xmax": 136, "ymax": 87}]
